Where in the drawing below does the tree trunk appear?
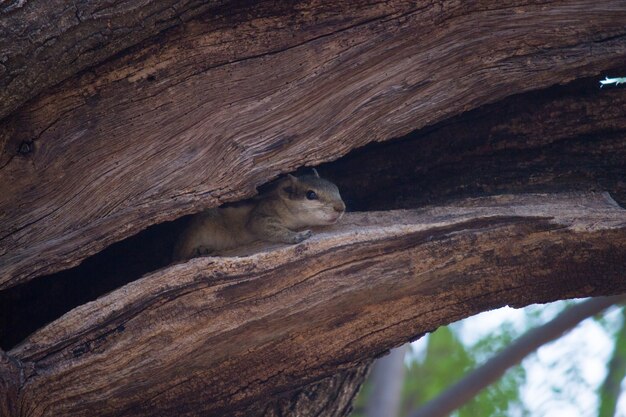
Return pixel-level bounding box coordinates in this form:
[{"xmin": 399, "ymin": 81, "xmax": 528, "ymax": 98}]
[
  {"xmin": 254, "ymin": 363, "xmax": 371, "ymax": 417},
  {"xmin": 2, "ymin": 0, "xmax": 626, "ymax": 289},
  {"xmin": 0, "ymin": 349, "xmax": 22, "ymax": 417},
  {"xmin": 2, "ymin": 193, "xmax": 626, "ymax": 417},
  {"xmin": 1, "ymin": 1, "xmax": 626, "ymax": 416},
  {"xmin": 0, "ymin": 0, "xmax": 236, "ymax": 121}
]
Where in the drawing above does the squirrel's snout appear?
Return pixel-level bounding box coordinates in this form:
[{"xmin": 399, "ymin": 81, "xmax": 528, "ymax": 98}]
[{"xmin": 333, "ymin": 202, "xmax": 346, "ymax": 213}]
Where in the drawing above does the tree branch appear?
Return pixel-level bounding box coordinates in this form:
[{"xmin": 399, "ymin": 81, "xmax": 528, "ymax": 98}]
[
  {"xmin": 408, "ymin": 296, "xmax": 626, "ymax": 417},
  {"xmin": 2, "ymin": 0, "xmax": 626, "ymax": 289},
  {"xmin": 255, "ymin": 362, "xmax": 371, "ymax": 417},
  {"xmin": 0, "ymin": 0, "xmax": 235, "ymax": 120},
  {"xmin": 2, "ymin": 192, "xmax": 625, "ymax": 417}
]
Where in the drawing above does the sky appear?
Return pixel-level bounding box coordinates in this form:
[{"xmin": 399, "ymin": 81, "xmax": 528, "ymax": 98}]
[{"xmin": 409, "ymin": 299, "xmax": 626, "ymax": 417}]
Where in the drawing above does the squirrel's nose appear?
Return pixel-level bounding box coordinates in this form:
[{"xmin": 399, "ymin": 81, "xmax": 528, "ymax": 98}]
[{"xmin": 334, "ymin": 202, "xmax": 346, "ymax": 213}]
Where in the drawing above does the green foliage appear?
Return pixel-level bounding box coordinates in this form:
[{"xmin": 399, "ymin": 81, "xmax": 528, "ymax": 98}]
[
  {"xmin": 352, "ymin": 301, "xmax": 625, "ymax": 417},
  {"xmin": 400, "ymin": 324, "xmax": 528, "ymax": 417},
  {"xmin": 352, "ymin": 317, "xmax": 531, "ymax": 417},
  {"xmin": 598, "ymin": 307, "xmax": 626, "ymax": 417},
  {"xmin": 456, "ymin": 363, "xmax": 526, "ymax": 417},
  {"xmin": 403, "ymin": 327, "xmax": 472, "ymax": 406}
]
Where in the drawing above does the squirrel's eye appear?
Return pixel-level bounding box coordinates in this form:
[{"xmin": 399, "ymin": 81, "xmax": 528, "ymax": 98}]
[{"xmin": 306, "ymin": 190, "xmax": 318, "ymax": 200}]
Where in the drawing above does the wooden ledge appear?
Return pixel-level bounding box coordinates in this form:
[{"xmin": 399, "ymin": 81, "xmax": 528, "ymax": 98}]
[
  {"xmin": 5, "ymin": 193, "xmax": 626, "ymax": 417},
  {"xmin": 3, "ymin": 0, "xmax": 626, "ymax": 290}
]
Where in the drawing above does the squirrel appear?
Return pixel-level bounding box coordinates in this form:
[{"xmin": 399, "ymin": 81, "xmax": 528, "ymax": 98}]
[{"xmin": 172, "ymin": 169, "xmax": 346, "ymax": 261}]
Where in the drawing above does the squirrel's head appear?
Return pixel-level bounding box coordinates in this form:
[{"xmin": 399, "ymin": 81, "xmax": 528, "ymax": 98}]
[{"xmin": 278, "ymin": 169, "xmax": 346, "ymax": 226}]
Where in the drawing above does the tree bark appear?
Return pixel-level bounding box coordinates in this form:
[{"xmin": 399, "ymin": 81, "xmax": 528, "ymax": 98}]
[
  {"xmin": 0, "ymin": 349, "xmax": 23, "ymax": 417},
  {"xmin": 0, "ymin": 0, "xmax": 235, "ymax": 121},
  {"xmin": 253, "ymin": 363, "xmax": 371, "ymax": 417},
  {"xmin": 2, "ymin": 2, "xmax": 626, "ymax": 416},
  {"xmin": 2, "ymin": 0, "xmax": 626, "ymax": 289},
  {"xmin": 320, "ymin": 71, "xmax": 626, "ymax": 211},
  {"xmin": 1, "ymin": 193, "xmax": 625, "ymax": 417},
  {"xmin": 1, "ymin": 60, "xmax": 625, "ymax": 352}
]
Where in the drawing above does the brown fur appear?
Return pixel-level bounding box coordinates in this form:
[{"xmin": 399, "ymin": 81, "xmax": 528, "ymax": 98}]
[{"xmin": 172, "ymin": 170, "xmax": 345, "ymax": 260}]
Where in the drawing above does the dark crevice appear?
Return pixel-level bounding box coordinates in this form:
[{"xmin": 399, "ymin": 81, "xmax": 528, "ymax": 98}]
[
  {"xmin": 320, "ymin": 65, "xmax": 626, "ymax": 211},
  {"xmin": 0, "ymin": 217, "xmax": 189, "ymax": 351},
  {"xmin": 2, "ymin": 67, "xmax": 626, "ymax": 351}
]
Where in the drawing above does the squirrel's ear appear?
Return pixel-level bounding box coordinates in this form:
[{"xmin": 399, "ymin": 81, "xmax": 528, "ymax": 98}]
[
  {"xmin": 281, "ymin": 186, "xmax": 293, "ymax": 197},
  {"xmin": 281, "ymin": 175, "xmax": 298, "ymax": 197},
  {"xmin": 311, "ymin": 168, "xmax": 320, "ymax": 178}
]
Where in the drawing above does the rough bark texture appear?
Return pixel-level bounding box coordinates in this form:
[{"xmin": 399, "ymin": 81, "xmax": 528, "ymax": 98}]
[
  {"xmin": 253, "ymin": 363, "xmax": 371, "ymax": 417},
  {"xmin": 0, "ymin": 0, "xmax": 233, "ymax": 120},
  {"xmin": 2, "ymin": 0, "xmax": 626, "ymax": 289},
  {"xmin": 2, "ymin": 193, "xmax": 625, "ymax": 417},
  {"xmin": 2, "ymin": 1, "xmax": 626, "ymax": 416},
  {"xmin": 0, "ymin": 350, "xmax": 22, "ymax": 417},
  {"xmin": 2, "ymin": 66, "xmax": 625, "ymax": 352},
  {"xmin": 320, "ymin": 71, "xmax": 626, "ymax": 211}
]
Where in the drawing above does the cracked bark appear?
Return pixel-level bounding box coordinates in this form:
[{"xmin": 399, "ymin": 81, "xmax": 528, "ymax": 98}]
[
  {"xmin": 2, "ymin": 0, "xmax": 626, "ymax": 289},
  {"xmin": 0, "ymin": 349, "xmax": 22, "ymax": 417},
  {"xmin": 1, "ymin": 1, "xmax": 626, "ymax": 416},
  {"xmin": 0, "ymin": 0, "xmax": 233, "ymax": 120},
  {"xmin": 2, "ymin": 193, "xmax": 626, "ymax": 417},
  {"xmin": 320, "ymin": 70, "xmax": 626, "ymax": 211},
  {"xmin": 251, "ymin": 363, "xmax": 371, "ymax": 417}
]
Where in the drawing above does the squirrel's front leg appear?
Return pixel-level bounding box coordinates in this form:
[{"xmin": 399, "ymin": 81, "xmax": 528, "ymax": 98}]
[
  {"xmin": 248, "ymin": 216, "xmax": 312, "ymax": 244},
  {"xmin": 194, "ymin": 245, "xmax": 217, "ymax": 257}
]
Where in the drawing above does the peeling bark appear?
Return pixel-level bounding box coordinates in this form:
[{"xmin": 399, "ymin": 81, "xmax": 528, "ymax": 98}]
[
  {"xmin": 2, "ymin": 0, "xmax": 626, "ymax": 289},
  {"xmin": 2, "ymin": 193, "xmax": 625, "ymax": 417}
]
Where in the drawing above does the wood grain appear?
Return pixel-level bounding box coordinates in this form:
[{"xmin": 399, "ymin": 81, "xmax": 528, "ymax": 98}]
[
  {"xmin": 2, "ymin": 0, "xmax": 626, "ymax": 289},
  {"xmin": 321, "ymin": 71, "xmax": 626, "ymax": 211},
  {"xmin": 5, "ymin": 193, "xmax": 626, "ymax": 417},
  {"xmin": 0, "ymin": 349, "xmax": 22, "ymax": 417},
  {"xmin": 0, "ymin": 0, "xmax": 232, "ymax": 120},
  {"xmin": 249, "ymin": 363, "xmax": 371, "ymax": 417}
]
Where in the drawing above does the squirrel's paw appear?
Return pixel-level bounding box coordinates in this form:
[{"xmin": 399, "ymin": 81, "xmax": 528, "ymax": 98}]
[
  {"xmin": 292, "ymin": 230, "xmax": 313, "ymax": 243},
  {"xmin": 195, "ymin": 246, "xmax": 215, "ymax": 256}
]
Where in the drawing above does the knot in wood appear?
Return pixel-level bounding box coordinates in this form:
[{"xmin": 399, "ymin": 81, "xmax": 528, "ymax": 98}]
[{"xmin": 18, "ymin": 141, "xmax": 33, "ymax": 155}]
